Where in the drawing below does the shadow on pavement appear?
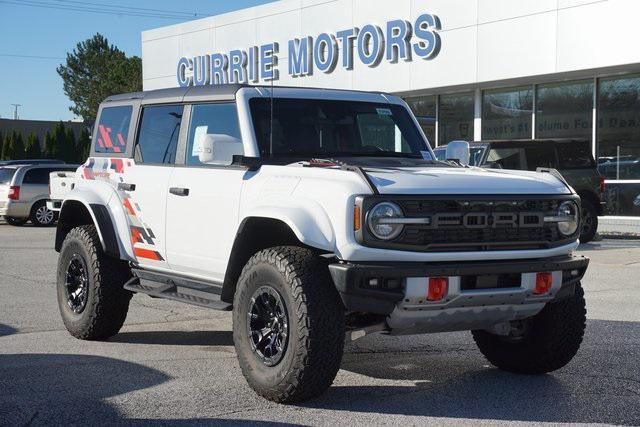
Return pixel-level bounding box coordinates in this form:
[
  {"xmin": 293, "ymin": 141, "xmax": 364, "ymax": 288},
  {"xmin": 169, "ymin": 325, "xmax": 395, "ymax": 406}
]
[
  {"xmin": 110, "ymin": 330, "xmax": 233, "ymax": 346},
  {"xmin": 0, "ymin": 353, "xmax": 171, "ymax": 425},
  {"xmin": 0, "ymin": 324, "xmax": 16, "ymax": 337},
  {"xmin": 302, "ymin": 319, "xmax": 640, "ymax": 425}
]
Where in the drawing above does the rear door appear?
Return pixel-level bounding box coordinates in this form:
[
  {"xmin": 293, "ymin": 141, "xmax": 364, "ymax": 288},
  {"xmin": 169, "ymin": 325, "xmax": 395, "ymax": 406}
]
[
  {"xmin": 122, "ymin": 104, "xmax": 184, "ymax": 268},
  {"xmin": 165, "ymin": 102, "xmax": 245, "ymax": 280}
]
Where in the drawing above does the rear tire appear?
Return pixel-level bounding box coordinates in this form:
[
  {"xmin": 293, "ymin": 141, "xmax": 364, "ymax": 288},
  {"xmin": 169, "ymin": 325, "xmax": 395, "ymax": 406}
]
[
  {"xmin": 5, "ymin": 216, "xmax": 27, "ymax": 226},
  {"xmin": 580, "ymin": 200, "xmax": 598, "ymax": 243},
  {"xmin": 30, "ymin": 200, "xmax": 56, "ymax": 227},
  {"xmin": 57, "ymin": 225, "xmax": 132, "ymax": 340},
  {"xmin": 472, "ymin": 284, "xmax": 586, "ymax": 374},
  {"xmin": 233, "ymin": 246, "xmax": 345, "ymax": 403}
]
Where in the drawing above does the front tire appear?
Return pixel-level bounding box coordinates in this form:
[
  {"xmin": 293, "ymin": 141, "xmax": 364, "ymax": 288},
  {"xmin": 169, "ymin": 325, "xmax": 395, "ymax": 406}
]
[
  {"xmin": 233, "ymin": 246, "xmax": 345, "ymax": 403},
  {"xmin": 57, "ymin": 225, "xmax": 132, "ymax": 340},
  {"xmin": 472, "ymin": 284, "xmax": 586, "ymax": 374}
]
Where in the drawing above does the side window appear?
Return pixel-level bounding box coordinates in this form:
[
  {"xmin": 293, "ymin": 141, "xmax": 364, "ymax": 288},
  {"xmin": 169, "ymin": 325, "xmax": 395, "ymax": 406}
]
[
  {"xmin": 22, "ymin": 168, "xmax": 51, "ymax": 184},
  {"xmin": 557, "ymin": 142, "xmax": 595, "ymax": 169},
  {"xmin": 524, "ymin": 144, "xmax": 558, "ymax": 171},
  {"xmin": 486, "ymin": 148, "xmax": 525, "ymax": 170},
  {"xmin": 186, "ymin": 103, "xmax": 242, "ymax": 165},
  {"xmin": 95, "ymin": 106, "xmax": 133, "ymax": 154},
  {"xmin": 136, "ymin": 105, "xmax": 184, "ymax": 165}
]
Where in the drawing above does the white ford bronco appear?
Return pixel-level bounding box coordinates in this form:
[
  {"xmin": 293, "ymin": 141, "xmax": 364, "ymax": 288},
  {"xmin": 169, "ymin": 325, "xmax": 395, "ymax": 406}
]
[{"xmin": 55, "ymin": 85, "xmax": 589, "ymax": 403}]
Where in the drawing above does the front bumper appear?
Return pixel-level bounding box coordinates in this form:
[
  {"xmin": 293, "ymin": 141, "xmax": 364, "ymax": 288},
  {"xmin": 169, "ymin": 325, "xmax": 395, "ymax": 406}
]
[{"xmin": 329, "ymin": 254, "xmax": 589, "ymax": 334}]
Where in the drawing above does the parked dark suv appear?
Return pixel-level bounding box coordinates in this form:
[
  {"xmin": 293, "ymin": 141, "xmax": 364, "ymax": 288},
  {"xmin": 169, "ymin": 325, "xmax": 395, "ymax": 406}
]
[{"xmin": 434, "ymin": 139, "xmax": 604, "ymax": 243}]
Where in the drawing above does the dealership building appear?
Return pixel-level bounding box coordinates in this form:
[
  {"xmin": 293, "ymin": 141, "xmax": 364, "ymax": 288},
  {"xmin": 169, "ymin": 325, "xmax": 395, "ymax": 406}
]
[{"xmin": 142, "ymin": 0, "xmax": 640, "ymax": 219}]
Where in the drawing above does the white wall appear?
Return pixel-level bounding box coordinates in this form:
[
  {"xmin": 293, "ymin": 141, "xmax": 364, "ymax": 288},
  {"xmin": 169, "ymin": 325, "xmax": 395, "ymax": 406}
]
[{"xmin": 142, "ymin": 0, "xmax": 640, "ymax": 92}]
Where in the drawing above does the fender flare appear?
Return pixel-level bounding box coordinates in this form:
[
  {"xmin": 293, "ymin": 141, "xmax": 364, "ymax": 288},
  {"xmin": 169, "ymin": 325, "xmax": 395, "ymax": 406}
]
[
  {"xmin": 56, "ymin": 186, "xmax": 136, "ymax": 261},
  {"xmin": 241, "ymin": 202, "xmax": 335, "ymax": 252}
]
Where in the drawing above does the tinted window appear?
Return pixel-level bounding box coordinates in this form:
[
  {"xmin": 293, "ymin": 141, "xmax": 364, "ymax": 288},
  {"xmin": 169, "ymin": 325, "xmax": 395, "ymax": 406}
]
[
  {"xmin": 439, "ymin": 92, "xmax": 474, "ymax": 146},
  {"xmin": 557, "ymin": 141, "xmax": 595, "ymax": 169},
  {"xmin": 405, "ymin": 96, "xmax": 436, "ymax": 147},
  {"xmin": 95, "ymin": 106, "xmax": 133, "ymax": 154},
  {"xmin": 186, "ymin": 103, "xmax": 241, "ymax": 165},
  {"xmin": 536, "ymin": 80, "xmax": 593, "ymax": 140},
  {"xmin": 250, "ymin": 99, "xmax": 428, "ymax": 157},
  {"xmin": 23, "ymin": 168, "xmax": 56, "ymax": 184},
  {"xmin": 482, "ymin": 86, "xmax": 533, "ymax": 140},
  {"xmin": 523, "ymin": 144, "xmax": 558, "ymax": 170},
  {"xmin": 486, "ymin": 148, "xmax": 525, "ymax": 170},
  {"xmin": 136, "ymin": 105, "xmax": 183, "ymax": 164},
  {"xmin": 0, "ymin": 168, "xmax": 16, "ymax": 184},
  {"xmin": 598, "ymin": 75, "xmax": 640, "ymax": 180}
]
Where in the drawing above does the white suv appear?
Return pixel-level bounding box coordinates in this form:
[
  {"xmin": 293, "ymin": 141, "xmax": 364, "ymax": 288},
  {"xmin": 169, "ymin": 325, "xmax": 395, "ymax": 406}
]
[{"xmin": 54, "ymin": 85, "xmax": 589, "ymax": 403}]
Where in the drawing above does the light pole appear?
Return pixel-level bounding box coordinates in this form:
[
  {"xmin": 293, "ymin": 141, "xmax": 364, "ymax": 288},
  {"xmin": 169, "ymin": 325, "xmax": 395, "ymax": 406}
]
[{"xmin": 10, "ymin": 104, "xmax": 22, "ymax": 120}]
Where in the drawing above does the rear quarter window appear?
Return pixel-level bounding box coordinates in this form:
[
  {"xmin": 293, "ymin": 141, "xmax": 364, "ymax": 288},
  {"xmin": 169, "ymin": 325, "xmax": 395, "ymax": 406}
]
[
  {"xmin": 0, "ymin": 168, "xmax": 16, "ymax": 184},
  {"xmin": 94, "ymin": 105, "xmax": 133, "ymax": 154},
  {"xmin": 22, "ymin": 168, "xmax": 53, "ymax": 184}
]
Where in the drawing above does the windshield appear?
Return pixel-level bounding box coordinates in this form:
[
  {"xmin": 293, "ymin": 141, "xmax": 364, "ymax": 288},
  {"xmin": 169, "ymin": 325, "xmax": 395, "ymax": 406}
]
[
  {"xmin": 249, "ymin": 98, "xmax": 431, "ymax": 159},
  {"xmin": 0, "ymin": 168, "xmax": 16, "ymax": 185}
]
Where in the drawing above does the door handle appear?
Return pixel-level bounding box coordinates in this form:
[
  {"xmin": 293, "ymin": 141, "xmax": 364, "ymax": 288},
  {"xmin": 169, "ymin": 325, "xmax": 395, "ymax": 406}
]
[
  {"xmin": 118, "ymin": 182, "xmax": 136, "ymax": 191},
  {"xmin": 169, "ymin": 187, "xmax": 189, "ymax": 196}
]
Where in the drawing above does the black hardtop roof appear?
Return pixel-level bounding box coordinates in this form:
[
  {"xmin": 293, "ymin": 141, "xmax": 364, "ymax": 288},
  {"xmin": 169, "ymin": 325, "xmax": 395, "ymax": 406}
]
[{"xmin": 102, "ymin": 84, "xmax": 393, "ymax": 105}]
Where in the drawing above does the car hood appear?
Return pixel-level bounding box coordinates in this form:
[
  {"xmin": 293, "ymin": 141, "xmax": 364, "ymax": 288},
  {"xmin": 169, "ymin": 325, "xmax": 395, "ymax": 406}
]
[{"xmin": 364, "ymin": 167, "xmax": 570, "ymax": 195}]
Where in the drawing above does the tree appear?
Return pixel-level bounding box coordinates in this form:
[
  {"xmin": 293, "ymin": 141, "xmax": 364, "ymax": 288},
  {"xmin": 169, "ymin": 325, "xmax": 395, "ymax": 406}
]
[
  {"xmin": 3, "ymin": 131, "xmax": 24, "ymax": 160},
  {"xmin": 0, "ymin": 132, "xmax": 8, "ymax": 160},
  {"xmin": 62, "ymin": 126, "xmax": 77, "ymax": 163},
  {"xmin": 43, "ymin": 131, "xmax": 58, "ymax": 159},
  {"xmin": 57, "ymin": 33, "xmax": 142, "ymax": 122},
  {"xmin": 13, "ymin": 132, "xmax": 25, "ymax": 160},
  {"xmin": 76, "ymin": 127, "xmax": 91, "ymax": 163},
  {"xmin": 53, "ymin": 122, "xmax": 72, "ymax": 162},
  {"xmin": 0, "ymin": 131, "xmax": 3, "ymax": 160},
  {"xmin": 25, "ymin": 132, "xmax": 41, "ymax": 158}
]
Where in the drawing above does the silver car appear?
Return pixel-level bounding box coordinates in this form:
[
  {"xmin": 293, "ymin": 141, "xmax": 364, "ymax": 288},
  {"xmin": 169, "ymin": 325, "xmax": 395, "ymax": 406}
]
[{"xmin": 0, "ymin": 164, "xmax": 78, "ymax": 226}]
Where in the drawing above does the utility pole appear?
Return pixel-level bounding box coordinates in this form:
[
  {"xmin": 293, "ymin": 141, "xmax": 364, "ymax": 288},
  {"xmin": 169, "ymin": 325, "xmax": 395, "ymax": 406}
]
[{"xmin": 11, "ymin": 104, "xmax": 22, "ymax": 120}]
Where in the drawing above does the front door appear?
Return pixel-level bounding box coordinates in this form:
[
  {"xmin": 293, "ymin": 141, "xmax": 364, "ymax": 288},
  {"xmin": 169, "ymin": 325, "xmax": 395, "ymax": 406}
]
[{"xmin": 166, "ymin": 102, "xmax": 245, "ymax": 280}]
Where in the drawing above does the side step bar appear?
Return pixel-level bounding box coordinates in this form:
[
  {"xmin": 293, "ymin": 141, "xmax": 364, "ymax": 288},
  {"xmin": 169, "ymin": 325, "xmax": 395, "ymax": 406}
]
[{"xmin": 125, "ymin": 269, "xmax": 232, "ymax": 311}]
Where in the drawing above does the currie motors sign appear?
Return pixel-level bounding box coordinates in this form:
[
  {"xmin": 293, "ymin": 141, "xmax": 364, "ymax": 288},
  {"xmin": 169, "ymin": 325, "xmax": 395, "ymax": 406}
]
[{"xmin": 176, "ymin": 13, "xmax": 441, "ymax": 87}]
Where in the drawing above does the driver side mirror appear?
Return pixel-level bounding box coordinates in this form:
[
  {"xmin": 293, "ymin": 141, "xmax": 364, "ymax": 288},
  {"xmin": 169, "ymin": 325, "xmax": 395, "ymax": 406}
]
[{"xmin": 445, "ymin": 140, "xmax": 470, "ymax": 166}]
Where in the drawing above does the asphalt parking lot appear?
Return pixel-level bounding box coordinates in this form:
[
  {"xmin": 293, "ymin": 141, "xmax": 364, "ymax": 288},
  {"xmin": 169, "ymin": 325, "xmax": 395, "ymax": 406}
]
[{"xmin": 1, "ymin": 222, "xmax": 639, "ymax": 426}]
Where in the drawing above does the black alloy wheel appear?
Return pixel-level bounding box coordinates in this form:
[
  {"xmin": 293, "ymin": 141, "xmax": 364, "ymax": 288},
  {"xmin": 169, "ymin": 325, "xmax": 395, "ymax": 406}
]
[
  {"xmin": 248, "ymin": 285, "xmax": 289, "ymax": 366},
  {"xmin": 65, "ymin": 254, "xmax": 89, "ymax": 314}
]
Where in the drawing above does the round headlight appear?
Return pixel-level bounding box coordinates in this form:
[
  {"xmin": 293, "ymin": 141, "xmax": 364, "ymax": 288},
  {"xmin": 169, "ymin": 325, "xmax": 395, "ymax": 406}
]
[
  {"xmin": 557, "ymin": 201, "xmax": 580, "ymax": 236},
  {"xmin": 367, "ymin": 202, "xmax": 404, "ymax": 240}
]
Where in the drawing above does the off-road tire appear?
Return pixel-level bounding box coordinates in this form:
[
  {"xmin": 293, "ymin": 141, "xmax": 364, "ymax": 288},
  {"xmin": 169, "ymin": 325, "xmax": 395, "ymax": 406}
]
[
  {"xmin": 30, "ymin": 200, "xmax": 57, "ymax": 227},
  {"xmin": 233, "ymin": 246, "xmax": 345, "ymax": 403},
  {"xmin": 580, "ymin": 199, "xmax": 598, "ymax": 243},
  {"xmin": 472, "ymin": 284, "xmax": 586, "ymax": 374},
  {"xmin": 57, "ymin": 225, "xmax": 132, "ymax": 340},
  {"xmin": 5, "ymin": 216, "xmax": 27, "ymax": 226}
]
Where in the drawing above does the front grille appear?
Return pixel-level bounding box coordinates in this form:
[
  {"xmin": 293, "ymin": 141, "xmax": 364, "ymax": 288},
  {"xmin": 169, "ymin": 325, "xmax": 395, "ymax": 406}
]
[{"xmin": 361, "ymin": 196, "xmax": 576, "ymax": 252}]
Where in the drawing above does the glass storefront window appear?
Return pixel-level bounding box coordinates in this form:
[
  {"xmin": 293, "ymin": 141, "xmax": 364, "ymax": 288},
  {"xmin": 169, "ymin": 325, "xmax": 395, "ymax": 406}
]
[
  {"xmin": 482, "ymin": 86, "xmax": 532, "ymax": 140},
  {"xmin": 536, "ymin": 80, "xmax": 593, "ymax": 140},
  {"xmin": 597, "ymin": 75, "xmax": 640, "ymax": 181},
  {"xmin": 439, "ymin": 92, "xmax": 474, "ymax": 145},
  {"xmin": 405, "ymin": 96, "xmax": 436, "ymax": 147}
]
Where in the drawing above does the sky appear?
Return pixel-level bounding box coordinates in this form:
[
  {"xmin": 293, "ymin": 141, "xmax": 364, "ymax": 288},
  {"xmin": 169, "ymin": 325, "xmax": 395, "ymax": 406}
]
[{"xmin": 0, "ymin": 0, "xmax": 275, "ymax": 122}]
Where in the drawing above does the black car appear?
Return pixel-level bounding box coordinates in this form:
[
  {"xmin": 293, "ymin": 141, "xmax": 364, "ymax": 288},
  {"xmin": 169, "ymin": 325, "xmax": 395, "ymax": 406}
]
[{"xmin": 435, "ymin": 139, "xmax": 604, "ymax": 243}]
